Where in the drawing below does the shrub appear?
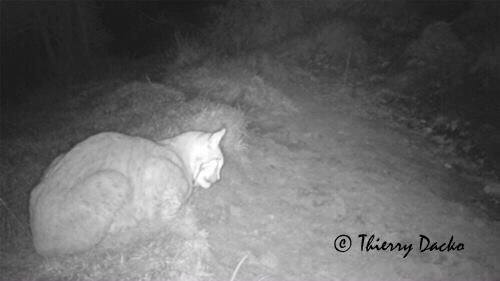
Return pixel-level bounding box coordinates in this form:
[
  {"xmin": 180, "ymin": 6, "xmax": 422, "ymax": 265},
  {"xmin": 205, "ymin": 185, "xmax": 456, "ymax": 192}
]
[
  {"xmin": 312, "ymin": 21, "xmax": 371, "ymax": 72},
  {"xmin": 209, "ymin": 0, "xmax": 304, "ymax": 54},
  {"xmin": 403, "ymin": 21, "xmax": 467, "ymax": 112},
  {"xmin": 173, "ymin": 31, "xmax": 210, "ymax": 66},
  {"xmin": 469, "ymin": 45, "xmax": 500, "ymax": 93},
  {"xmin": 175, "ymin": 62, "xmax": 298, "ymax": 115},
  {"xmin": 406, "ymin": 21, "xmax": 466, "ymax": 85}
]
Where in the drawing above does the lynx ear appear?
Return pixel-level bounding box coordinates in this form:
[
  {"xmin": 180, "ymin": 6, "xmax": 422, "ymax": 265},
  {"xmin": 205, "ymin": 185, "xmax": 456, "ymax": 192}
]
[{"xmin": 209, "ymin": 128, "xmax": 226, "ymax": 147}]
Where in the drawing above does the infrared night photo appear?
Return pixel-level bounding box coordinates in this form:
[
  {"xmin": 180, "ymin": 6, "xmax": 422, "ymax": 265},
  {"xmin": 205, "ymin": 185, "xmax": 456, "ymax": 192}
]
[{"xmin": 1, "ymin": 1, "xmax": 499, "ymax": 280}]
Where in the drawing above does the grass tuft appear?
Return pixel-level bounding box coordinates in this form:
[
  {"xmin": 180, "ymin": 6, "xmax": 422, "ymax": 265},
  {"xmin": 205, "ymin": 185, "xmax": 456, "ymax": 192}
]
[{"xmin": 176, "ymin": 62, "xmax": 298, "ymax": 115}]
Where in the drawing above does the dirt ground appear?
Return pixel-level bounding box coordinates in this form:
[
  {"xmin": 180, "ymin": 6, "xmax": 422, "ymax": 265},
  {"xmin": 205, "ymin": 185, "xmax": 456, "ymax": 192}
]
[{"xmin": 192, "ymin": 72, "xmax": 500, "ymax": 280}]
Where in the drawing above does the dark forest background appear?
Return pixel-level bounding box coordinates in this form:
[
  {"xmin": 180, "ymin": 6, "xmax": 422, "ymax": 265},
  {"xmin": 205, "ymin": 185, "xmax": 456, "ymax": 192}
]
[
  {"xmin": 1, "ymin": 1, "xmax": 221, "ymax": 100},
  {"xmin": 1, "ymin": 0, "xmax": 500, "ymax": 170}
]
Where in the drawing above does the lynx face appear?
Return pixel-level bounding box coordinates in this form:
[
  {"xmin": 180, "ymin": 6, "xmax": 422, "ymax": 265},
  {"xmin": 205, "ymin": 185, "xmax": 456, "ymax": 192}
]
[
  {"xmin": 166, "ymin": 128, "xmax": 226, "ymax": 189},
  {"xmin": 194, "ymin": 157, "xmax": 223, "ymax": 188}
]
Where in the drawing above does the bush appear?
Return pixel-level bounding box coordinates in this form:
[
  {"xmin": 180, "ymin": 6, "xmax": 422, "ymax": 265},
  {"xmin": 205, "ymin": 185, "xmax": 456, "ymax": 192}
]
[
  {"xmin": 209, "ymin": 0, "xmax": 305, "ymax": 54},
  {"xmin": 454, "ymin": 2, "xmax": 500, "ymax": 53},
  {"xmin": 175, "ymin": 62, "xmax": 298, "ymax": 115},
  {"xmin": 469, "ymin": 45, "xmax": 500, "ymax": 93},
  {"xmin": 406, "ymin": 21, "xmax": 466, "ymax": 84},
  {"xmin": 173, "ymin": 31, "xmax": 210, "ymax": 66},
  {"xmin": 311, "ymin": 21, "xmax": 371, "ymax": 73},
  {"xmin": 403, "ymin": 21, "xmax": 467, "ymax": 112}
]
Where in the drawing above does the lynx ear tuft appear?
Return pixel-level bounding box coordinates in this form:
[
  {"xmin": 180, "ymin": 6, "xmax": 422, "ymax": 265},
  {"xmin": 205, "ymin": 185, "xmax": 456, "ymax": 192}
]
[{"xmin": 209, "ymin": 128, "xmax": 226, "ymax": 147}]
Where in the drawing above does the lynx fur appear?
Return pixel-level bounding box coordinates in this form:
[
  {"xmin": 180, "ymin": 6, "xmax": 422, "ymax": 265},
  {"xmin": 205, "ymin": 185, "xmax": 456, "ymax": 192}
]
[{"xmin": 30, "ymin": 128, "xmax": 226, "ymax": 257}]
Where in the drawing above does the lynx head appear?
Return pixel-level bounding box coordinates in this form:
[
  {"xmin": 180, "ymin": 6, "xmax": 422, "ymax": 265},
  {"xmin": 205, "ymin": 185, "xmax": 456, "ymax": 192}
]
[{"xmin": 167, "ymin": 128, "xmax": 226, "ymax": 189}]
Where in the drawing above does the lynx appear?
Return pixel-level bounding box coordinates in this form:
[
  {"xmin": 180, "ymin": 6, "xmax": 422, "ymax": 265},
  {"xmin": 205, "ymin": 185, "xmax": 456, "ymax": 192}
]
[{"xmin": 29, "ymin": 128, "xmax": 226, "ymax": 257}]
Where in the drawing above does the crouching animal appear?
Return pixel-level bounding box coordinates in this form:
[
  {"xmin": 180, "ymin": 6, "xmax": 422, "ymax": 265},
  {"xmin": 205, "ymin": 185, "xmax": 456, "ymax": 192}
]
[{"xmin": 29, "ymin": 128, "xmax": 226, "ymax": 257}]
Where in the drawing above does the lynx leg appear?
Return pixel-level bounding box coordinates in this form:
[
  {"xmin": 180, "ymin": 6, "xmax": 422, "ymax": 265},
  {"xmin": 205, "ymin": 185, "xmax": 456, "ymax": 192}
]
[{"xmin": 31, "ymin": 170, "xmax": 132, "ymax": 256}]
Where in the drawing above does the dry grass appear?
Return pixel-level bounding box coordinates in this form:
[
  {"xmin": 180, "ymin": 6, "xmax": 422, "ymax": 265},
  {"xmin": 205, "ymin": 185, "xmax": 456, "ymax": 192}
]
[
  {"xmin": 175, "ymin": 61, "xmax": 298, "ymax": 115},
  {"xmin": 79, "ymin": 81, "xmax": 248, "ymax": 155},
  {"xmin": 30, "ymin": 207, "xmax": 252, "ymax": 281},
  {"xmin": 174, "ymin": 99, "xmax": 248, "ymax": 155},
  {"xmin": 83, "ymin": 81, "xmax": 186, "ymax": 134},
  {"xmin": 35, "ymin": 208, "xmax": 212, "ymax": 281}
]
